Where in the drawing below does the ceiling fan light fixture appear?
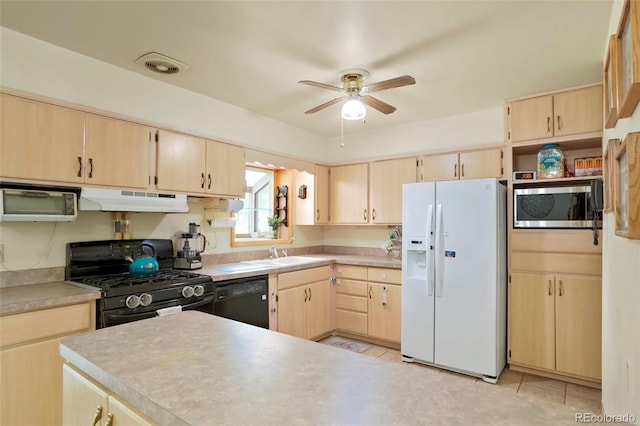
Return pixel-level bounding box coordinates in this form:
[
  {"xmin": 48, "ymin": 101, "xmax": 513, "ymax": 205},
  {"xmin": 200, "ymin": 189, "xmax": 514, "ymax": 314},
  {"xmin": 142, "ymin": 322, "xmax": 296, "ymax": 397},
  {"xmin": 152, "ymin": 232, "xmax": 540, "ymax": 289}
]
[{"xmin": 341, "ymin": 98, "xmax": 366, "ymax": 120}]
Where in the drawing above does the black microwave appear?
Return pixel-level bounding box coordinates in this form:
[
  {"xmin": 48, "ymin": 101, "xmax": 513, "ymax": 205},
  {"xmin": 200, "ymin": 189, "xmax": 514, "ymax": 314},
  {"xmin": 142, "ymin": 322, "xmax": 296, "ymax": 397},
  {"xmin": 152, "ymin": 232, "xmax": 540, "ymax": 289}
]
[{"xmin": 513, "ymin": 181, "xmax": 602, "ymax": 229}]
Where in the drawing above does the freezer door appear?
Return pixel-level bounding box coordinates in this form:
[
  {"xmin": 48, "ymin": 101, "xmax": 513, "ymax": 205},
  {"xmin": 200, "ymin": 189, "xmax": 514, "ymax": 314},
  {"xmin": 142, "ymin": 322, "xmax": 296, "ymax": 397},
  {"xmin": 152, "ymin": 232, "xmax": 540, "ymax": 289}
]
[
  {"xmin": 401, "ymin": 182, "xmax": 436, "ymax": 362},
  {"xmin": 433, "ymin": 178, "xmax": 502, "ymax": 376}
]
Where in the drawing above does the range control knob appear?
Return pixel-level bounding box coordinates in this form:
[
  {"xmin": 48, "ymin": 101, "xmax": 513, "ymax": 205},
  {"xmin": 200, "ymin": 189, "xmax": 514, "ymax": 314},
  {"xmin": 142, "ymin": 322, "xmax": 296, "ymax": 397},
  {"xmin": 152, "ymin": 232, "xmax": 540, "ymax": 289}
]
[
  {"xmin": 125, "ymin": 295, "xmax": 140, "ymax": 309},
  {"xmin": 181, "ymin": 286, "xmax": 195, "ymax": 298},
  {"xmin": 193, "ymin": 285, "xmax": 204, "ymax": 297},
  {"xmin": 139, "ymin": 293, "xmax": 153, "ymax": 306}
]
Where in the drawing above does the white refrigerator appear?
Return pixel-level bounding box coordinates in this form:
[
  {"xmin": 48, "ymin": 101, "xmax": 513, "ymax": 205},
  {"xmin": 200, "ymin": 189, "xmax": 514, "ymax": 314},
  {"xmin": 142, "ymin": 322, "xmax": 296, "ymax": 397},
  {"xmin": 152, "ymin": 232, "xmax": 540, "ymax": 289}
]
[{"xmin": 401, "ymin": 178, "xmax": 506, "ymax": 383}]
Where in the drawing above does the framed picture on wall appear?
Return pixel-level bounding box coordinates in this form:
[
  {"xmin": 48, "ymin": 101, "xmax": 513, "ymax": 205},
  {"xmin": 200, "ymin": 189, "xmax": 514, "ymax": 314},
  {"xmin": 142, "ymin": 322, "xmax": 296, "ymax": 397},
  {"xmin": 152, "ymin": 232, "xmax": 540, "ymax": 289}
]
[
  {"xmin": 604, "ymin": 35, "xmax": 621, "ymax": 128},
  {"xmin": 617, "ymin": 0, "xmax": 640, "ymax": 118},
  {"xmin": 614, "ymin": 132, "xmax": 639, "ymax": 239}
]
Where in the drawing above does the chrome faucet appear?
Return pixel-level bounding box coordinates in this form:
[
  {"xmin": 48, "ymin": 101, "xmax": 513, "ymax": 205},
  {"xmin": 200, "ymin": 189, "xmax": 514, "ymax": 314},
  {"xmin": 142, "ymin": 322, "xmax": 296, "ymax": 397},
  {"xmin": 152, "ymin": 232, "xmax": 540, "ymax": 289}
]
[{"xmin": 269, "ymin": 245, "xmax": 279, "ymax": 259}]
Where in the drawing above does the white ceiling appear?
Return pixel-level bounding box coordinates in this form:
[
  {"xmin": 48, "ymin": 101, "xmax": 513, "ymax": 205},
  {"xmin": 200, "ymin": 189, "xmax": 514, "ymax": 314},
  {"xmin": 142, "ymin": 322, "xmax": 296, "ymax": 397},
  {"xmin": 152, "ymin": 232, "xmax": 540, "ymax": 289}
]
[{"xmin": 0, "ymin": 1, "xmax": 612, "ymax": 138}]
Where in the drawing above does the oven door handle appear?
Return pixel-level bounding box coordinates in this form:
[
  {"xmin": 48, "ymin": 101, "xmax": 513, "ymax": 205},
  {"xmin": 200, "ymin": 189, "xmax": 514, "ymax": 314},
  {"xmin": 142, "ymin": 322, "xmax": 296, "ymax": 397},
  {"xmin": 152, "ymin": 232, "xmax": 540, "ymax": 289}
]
[
  {"xmin": 104, "ymin": 296, "xmax": 215, "ymax": 324},
  {"xmin": 180, "ymin": 295, "xmax": 214, "ymax": 311}
]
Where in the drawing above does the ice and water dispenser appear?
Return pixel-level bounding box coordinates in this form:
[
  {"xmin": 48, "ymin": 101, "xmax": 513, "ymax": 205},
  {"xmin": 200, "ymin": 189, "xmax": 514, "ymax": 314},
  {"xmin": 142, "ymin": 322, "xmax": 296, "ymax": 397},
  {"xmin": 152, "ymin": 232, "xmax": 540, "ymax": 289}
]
[{"xmin": 405, "ymin": 238, "xmax": 430, "ymax": 279}]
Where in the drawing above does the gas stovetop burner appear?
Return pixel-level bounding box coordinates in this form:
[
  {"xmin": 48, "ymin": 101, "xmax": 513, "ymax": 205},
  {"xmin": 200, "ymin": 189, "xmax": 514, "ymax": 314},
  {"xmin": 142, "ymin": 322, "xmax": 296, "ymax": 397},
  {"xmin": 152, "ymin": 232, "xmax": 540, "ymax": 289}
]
[{"xmin": 76, "ymin": 270, "xmax": 209, "ymax": 292}]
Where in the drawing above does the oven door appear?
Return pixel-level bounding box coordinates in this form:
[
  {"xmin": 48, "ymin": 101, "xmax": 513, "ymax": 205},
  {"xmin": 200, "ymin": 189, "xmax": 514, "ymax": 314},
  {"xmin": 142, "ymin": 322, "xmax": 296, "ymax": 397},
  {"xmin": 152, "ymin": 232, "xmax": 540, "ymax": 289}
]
[
  {"xmin": 100, "ymin": 295, "xmax": 214, "ymax": 328},
  {"xmin": 514, "ymin": 185, "xmax": 594, "ymax": 228}
]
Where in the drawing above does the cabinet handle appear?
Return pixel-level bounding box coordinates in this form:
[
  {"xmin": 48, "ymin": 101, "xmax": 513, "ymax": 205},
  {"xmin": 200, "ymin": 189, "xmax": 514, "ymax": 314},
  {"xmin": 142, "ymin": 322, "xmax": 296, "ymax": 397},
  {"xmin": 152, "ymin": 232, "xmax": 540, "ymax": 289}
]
[
  {"xmin": 91, "ymin": 405, "xmax": 103, "ymax": 426},
  {"xmin": 548, "ymin": 280, "xmax": 552, "ymax": 296},
  {"xmin": 461, "ymin": 163, "xmax": 465, "ymax": 177},
  {"xmin": 201, "ymin": 173, "xmax": 205, "ymax": 189},
  {"xmin": 104, "ymin": 413, "xmax": 114, "ymax": 426},
  {"xmin": 207, "ymin": 173, "xmax": 212, "ymax": 189},
  {"xmin": 382, "ymin": 286, "xmax": 387, "ymax": 307},
  {"xmin": 364, "ymin": 209, "xmax": 367, "ymax": 221},
  {"xmin": 369, "ymin": 287, "xmax": 372, "ymax": 299},
  {"xmin": 316, "ymin": 209, "xmax": 320, "ymax": 221},
  {"xmin": 557, "ymin": 115, "xmax": 562, "ymax": 131},
  {"xmin": 304, "ymin": 288, "xmax": 308, "ymax": 302},
  {"xmin": 547, "ymin": 117, "xmax": 551, "ymax": 133},
  {"xmin": 372, "ymin": 208, "xmax": 376, "ymax": 220},
  {"xmin": 558, "ymin": 280, "xmax": 564, "ymax": 296},
  {"xmin": 88, "ymin": 158, "xmax": 93, "ymax": 178},
  {"xmin": 77, "ymin": 156, "xmax": 83, "ymax": 177},
  {"xmin": 454, "ymin": 164, "xmax": 457, "ymax": 177},
  {"xmin": 309, "ymin": 287, "xmax": 312, "ymax": 301}
]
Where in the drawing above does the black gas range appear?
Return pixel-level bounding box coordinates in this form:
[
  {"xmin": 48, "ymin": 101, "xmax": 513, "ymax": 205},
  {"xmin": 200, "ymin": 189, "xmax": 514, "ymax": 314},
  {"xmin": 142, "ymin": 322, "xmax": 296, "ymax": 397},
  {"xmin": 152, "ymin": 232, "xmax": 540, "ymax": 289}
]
[{"xmin": 66, "ymin": 239, "xmax": 214, "ymax": 328}]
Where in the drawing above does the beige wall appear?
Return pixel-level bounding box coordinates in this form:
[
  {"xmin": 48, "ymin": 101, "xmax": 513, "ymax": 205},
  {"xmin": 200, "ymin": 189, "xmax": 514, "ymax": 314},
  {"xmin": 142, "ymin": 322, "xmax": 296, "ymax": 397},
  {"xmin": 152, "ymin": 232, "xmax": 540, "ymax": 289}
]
[{"xmin": 601, "ymin": 1, "xmax": 640, "ymax": 421}]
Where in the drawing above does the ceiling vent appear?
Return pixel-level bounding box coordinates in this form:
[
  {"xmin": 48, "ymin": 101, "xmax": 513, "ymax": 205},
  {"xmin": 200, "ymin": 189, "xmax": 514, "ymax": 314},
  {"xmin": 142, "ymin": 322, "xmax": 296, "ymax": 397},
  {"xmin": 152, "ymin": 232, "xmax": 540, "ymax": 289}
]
[{"xmin": 135, "ymin": 52, "xmax": 190, "ymax": 75}]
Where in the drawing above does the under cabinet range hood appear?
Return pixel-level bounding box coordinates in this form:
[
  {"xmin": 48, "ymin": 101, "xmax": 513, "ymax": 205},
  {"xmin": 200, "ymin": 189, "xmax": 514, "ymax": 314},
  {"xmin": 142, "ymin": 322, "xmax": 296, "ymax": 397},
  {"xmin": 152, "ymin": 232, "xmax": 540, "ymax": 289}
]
[{"xmin": 79, "ymin": 188, "xmax": 189, "ymax": 213}]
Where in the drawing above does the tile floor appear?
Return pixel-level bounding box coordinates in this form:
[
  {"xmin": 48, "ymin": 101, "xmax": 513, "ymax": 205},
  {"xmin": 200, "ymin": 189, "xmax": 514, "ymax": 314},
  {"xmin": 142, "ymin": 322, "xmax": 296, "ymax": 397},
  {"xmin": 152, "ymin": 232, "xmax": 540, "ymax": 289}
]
[{"xmin": 320, "ymin": 336, "xmax": 603, "ymax": 422}]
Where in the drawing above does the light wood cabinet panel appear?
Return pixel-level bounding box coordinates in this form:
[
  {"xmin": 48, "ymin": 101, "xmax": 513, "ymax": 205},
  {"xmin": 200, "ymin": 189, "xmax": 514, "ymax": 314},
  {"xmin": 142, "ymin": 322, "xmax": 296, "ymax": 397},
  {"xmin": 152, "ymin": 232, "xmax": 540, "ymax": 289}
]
[
  {"xmin": 367, "ymin": 283, "xmax": 401, "ymax": 343},
  {"xmin": 510, "ymin": 252, "xmax": 602, "ymax": 276},
  {"xmin": 333, "ymin": 264, "xmax": 368, "ymax": 280},
  {"xmin": 509, "ymin": 272, "xmax": 556, "ymax": 371},
  {"xmin": 367, "ymin": 267, "xmax": 402, "ymax": 285},
  {"xmin": 108, "ymin": 394, "xmax": 156, "ymax": 425},
  {"xmin": 552, "ymin": 86, "xmax": 603, "ymax": 137},
  {"xmin": 278, "ymin": 266, "xmax": 330, "ymax": 291},
  {"xmin": 336, "ymin": 294, "xmax": 368, "ymax": 312},
  {"xmin": 85, "ymin": 115, "xmax": 152, "ymax": 189},
  {"xmin": 156, "ymin": 130, "xmax": 206, "ymax": 193},
  {"xmin": 315, "ymin": 165, "xmax": 330, "ymax": 224},
  {"xmin": 422, "ymin": 153, "xmax": 459, "ymax": 182},
  {"xmin": 555, "ymin": 275, "xmax": 602, "ymax": 380},
  {"xmin": 335, "ymin": 310, "xmax": 368, "ymax": 335},
  {"xmin": 370, "ymin": 157, "xmax": 417, "ymax": 224},
  {"xmin": 1, "ymin": 338, "xmax": 65, "ymax": 426},
  {"xmin": 205, "ymin": 140, "xmax": 245, "ymax": 197},
  {"xmin": 307, "ymin": 281, "xmax": 332, "ymax": 340},
  {"xmin": 330, "ymin": 163, "xmax": 369, "ymax": 224},
  {"xmin": 335, "ymin": 278, "xmax": 368, "ymax": 296},
  {"xmin": 277, "ymin": 286, "xmax": 308, "ymax": 339},
  {"xmin": 508, "ymin": 95, "xmax": 554, "ymax": 142},
  {"xmin": 0, "ymin": 94, "xmax": 85, "ymax": 183},
  {"xmin": 294, "ymin": 165, "xmax": 329, "ymax": 225},
  {"xmin": 459, "ymin": 148, "xmax": 503, "ymax": 180}
]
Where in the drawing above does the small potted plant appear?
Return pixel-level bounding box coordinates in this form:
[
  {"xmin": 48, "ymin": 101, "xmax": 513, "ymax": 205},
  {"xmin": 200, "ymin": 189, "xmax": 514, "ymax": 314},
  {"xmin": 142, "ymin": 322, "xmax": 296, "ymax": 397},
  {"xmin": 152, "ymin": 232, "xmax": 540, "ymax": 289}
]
[{"xmin": 267, "ymin": 215, "xmax": 282, "ymax": 239}]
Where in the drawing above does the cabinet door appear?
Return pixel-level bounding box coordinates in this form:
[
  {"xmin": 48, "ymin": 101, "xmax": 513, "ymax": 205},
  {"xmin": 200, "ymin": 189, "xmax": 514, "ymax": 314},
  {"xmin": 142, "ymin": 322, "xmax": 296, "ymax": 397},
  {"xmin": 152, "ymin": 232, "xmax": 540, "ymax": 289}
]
[
  {"xmin": 85, "ymin": 115, "xmax": 152, "ymax": 189},
  {"xmin": 508, "ymin": 95, "xmax": 554, "ymax": 142},
  {"xmin": 367, "ymin": 283, "xmax": 401, "ymax": 343},
  {"xmin": 1, "ymin": 94, "xmax": 85, "ymax": 183},
  {"xmin": 277, "ymin": 286, "xmax": 307, "ymax": 339},
  {"xmin": 330, "ymin": 163, "xmax": 369, "ymax": 223},
  {"xmin": 459, "ymin": 148, "xmax": 502, "ymax": 180},
  {"xmin": 307, "ymin": 281, "xmax": 331, "ymax": 340},
  {"xmin": 315, "ymin": 164, "xmax": 330, "ymax": 224},
  {"xmin": 108, "ymin": 394, "xmax": 156, "ymax": 425},
  {"xmin": 205, "ymin": 140, "xmax": 245, "ymax": 197},
  {"xmin": 421, "ymin": 153, "xmax": 459, "ymax": 182},
  {"xmin": 553, "ymin": 85, "xmax": 603, "ymax": 137},
  {"xmin": 555, "ymin": 275, "xmax": 602, "ymax": 380},
  {"xmin": 371, "ymin": 157, "xmax": 417, "ymax": 224},
  {"xmin": 1, "ymin": 338, "xmax": 65, "ymax": 426},
  {"xmin": 156, "ymin": 130, "xmax": 206, "ymax": 193},
  {"xmin": 63, "ymin": 363, "xmax": 109, "ymax": 426},
  {"xmin": 509, "ymin": 272, "xmax": 555, "ymax": 370}
]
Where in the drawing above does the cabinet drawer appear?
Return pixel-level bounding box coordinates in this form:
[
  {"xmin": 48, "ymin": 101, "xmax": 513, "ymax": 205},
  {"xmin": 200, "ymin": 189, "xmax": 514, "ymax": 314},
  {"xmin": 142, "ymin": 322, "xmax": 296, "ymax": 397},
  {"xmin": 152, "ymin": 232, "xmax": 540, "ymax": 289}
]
[
  {"xmin": 335, "ymin": 279, "xmax": 367, "ymax": 296},
  {"xmin": 333, "ymin": 264, "xmax": 368, "ymax": 280},
  {"xmin": 0, "ymin": 303, "xmax": 93, "ymax": 349},
  {"xmin": 335, "ymin": 310, "xmax": 367, "ymax": 335},
  {"xmin": 511, "ymin": 231, "xmax": 602, "ymax": 254},
  {"xmin": 336, "ymin": 294, "xmax": 368, "ymax": 313},
  {"xmin": 278, "ymin": 266, "xmax": 330, "ymax": 290},
  {"xmin": 511, "ymin": 252, "xmax": 602, "ymax": 275},
  {"xmin": 367, "ymin": 267, "xmax": 402, "ymax": 284}
]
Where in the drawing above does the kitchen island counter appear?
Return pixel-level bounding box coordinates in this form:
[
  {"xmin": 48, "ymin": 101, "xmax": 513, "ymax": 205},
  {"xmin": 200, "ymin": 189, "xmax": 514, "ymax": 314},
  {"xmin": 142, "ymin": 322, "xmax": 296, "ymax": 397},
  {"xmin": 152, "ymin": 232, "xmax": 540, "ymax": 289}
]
[{"xmin": 61, "ymin": 311, "xmax": 574, "ymax": 425}]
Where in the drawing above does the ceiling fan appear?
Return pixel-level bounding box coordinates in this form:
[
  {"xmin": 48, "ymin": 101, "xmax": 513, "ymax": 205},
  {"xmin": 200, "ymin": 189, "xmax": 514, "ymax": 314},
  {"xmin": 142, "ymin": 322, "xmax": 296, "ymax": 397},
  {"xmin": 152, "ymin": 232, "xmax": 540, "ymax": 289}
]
[{"xmin": 299, "ymin": 69, "xmax": 416, "ymax": 120}]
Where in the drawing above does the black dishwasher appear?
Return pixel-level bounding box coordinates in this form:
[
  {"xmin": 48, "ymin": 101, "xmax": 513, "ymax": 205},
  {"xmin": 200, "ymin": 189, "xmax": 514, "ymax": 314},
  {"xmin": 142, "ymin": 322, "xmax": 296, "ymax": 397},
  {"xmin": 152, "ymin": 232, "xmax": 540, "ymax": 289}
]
[{"xmin": 213, "ymin": 275, "xmax": 269, "ymax": 329}]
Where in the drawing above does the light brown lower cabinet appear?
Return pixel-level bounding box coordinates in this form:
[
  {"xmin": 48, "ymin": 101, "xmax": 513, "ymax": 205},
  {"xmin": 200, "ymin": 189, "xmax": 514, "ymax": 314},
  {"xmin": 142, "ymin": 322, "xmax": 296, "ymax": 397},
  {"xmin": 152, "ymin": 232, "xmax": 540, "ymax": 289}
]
[
  {"xmin": 367, "ymin": 283, "xmax": 401, "ymax": 342},
  {"xmin": 509, "ymin": 272, "xmax": 601, "ymax": 381},
  {"xmin": 0, "ymin": 302, "xmax": 95, "ymax": 426},
  {"xmin": 63, "ymin": 363, "xmax": 156, "ymax": 425}
]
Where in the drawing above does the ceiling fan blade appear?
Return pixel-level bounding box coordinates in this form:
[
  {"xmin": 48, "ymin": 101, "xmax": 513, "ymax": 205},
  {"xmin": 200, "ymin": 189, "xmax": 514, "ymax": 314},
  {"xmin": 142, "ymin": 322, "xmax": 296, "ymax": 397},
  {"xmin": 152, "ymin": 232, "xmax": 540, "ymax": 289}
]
[
  {"xmin": 365, "ymin": 75, "xmax": 416, "ymax": 93},
  {"xmin": 304, "ymin": 97, "xmax": 346, "ymax": 114},
  {"xmin": 299, "ymin": 80, "xmax": 344, "ymax": 92},
  {"xmin": 361, "ymin": 96, "xmax": 397, "ymax": 114}
]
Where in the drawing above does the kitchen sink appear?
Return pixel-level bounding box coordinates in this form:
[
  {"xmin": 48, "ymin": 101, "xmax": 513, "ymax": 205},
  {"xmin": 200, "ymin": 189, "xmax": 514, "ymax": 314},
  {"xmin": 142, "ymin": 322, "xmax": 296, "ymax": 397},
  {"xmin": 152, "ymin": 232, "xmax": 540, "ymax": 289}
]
[
  {"xmin": 243, "ymin": 256, "xmax": 323, "ymax": 266},
  {"xmin": 213, "ymin": 263, "xmax": 276, "ymax": 273}
]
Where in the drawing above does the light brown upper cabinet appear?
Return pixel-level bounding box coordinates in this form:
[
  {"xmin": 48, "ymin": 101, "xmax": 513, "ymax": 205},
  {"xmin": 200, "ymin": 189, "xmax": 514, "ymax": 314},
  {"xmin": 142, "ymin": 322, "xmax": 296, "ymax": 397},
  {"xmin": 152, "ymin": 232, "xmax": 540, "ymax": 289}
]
[
  {"xmin": 156, "ymin": 130, "xmax": 245, "ymax": 196},
  {"xmin": 330, "ymin": 163, "xmax": 369, "ymax": 224},
  {"xmin": 295, "ymin": 165, "xmax": 329, "ymax": 225},
  {"xmin": 370, "ymin": 157, "xmax": 418, "ymax": 224},
  {"xmin": 1, "ymin": 94, "xmax": 85, "ymax": 184},
  {"xmin": 421, "ymin": 148, "xmax": 502, "ymax": 182},
  {"xmin": 85, "ymin": 115, "xmax": 152, "ymax": 189},
  {"xmin": 506, "ymin": 85, "xmax": 602, "ymax": 143}
]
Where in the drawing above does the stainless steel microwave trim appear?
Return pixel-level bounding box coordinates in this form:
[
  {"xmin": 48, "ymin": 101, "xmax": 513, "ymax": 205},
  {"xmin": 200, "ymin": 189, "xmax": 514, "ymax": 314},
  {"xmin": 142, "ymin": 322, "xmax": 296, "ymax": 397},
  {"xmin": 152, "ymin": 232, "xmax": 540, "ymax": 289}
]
[
  {"xmin": 513, "ymin": 185, "xmax": 591, "ymax": 196},
  {"xmin": 0, "ymin": 188, "xmax": 78, "ymax": 221},
  {"xmin": 513, "ymin": 184, "xmax": 595, "ymax": 229},
  {"xmin": 79, "ymin": 187, "xmax": 189, "ymax": 213}
]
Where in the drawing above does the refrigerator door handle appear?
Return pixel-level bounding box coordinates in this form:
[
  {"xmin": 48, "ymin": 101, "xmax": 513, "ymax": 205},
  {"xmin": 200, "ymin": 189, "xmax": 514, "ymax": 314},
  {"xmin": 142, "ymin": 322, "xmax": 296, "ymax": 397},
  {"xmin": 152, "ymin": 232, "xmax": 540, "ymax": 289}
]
[
  {"xmin": 435, "ymin": 204, "xmax": 445, "ymax": 297},
  {"xmin": 426, "ymin": 204, "xmax": 435, "ymax": 296}
]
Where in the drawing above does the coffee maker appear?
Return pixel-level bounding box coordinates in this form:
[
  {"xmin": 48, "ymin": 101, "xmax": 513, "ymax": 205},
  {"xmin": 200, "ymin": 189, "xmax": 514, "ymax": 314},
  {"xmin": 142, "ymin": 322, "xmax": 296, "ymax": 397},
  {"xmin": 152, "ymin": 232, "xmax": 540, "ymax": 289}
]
[{"xmin": 174, "ymin": 223, "xmax": 207, "ymax": 270}]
